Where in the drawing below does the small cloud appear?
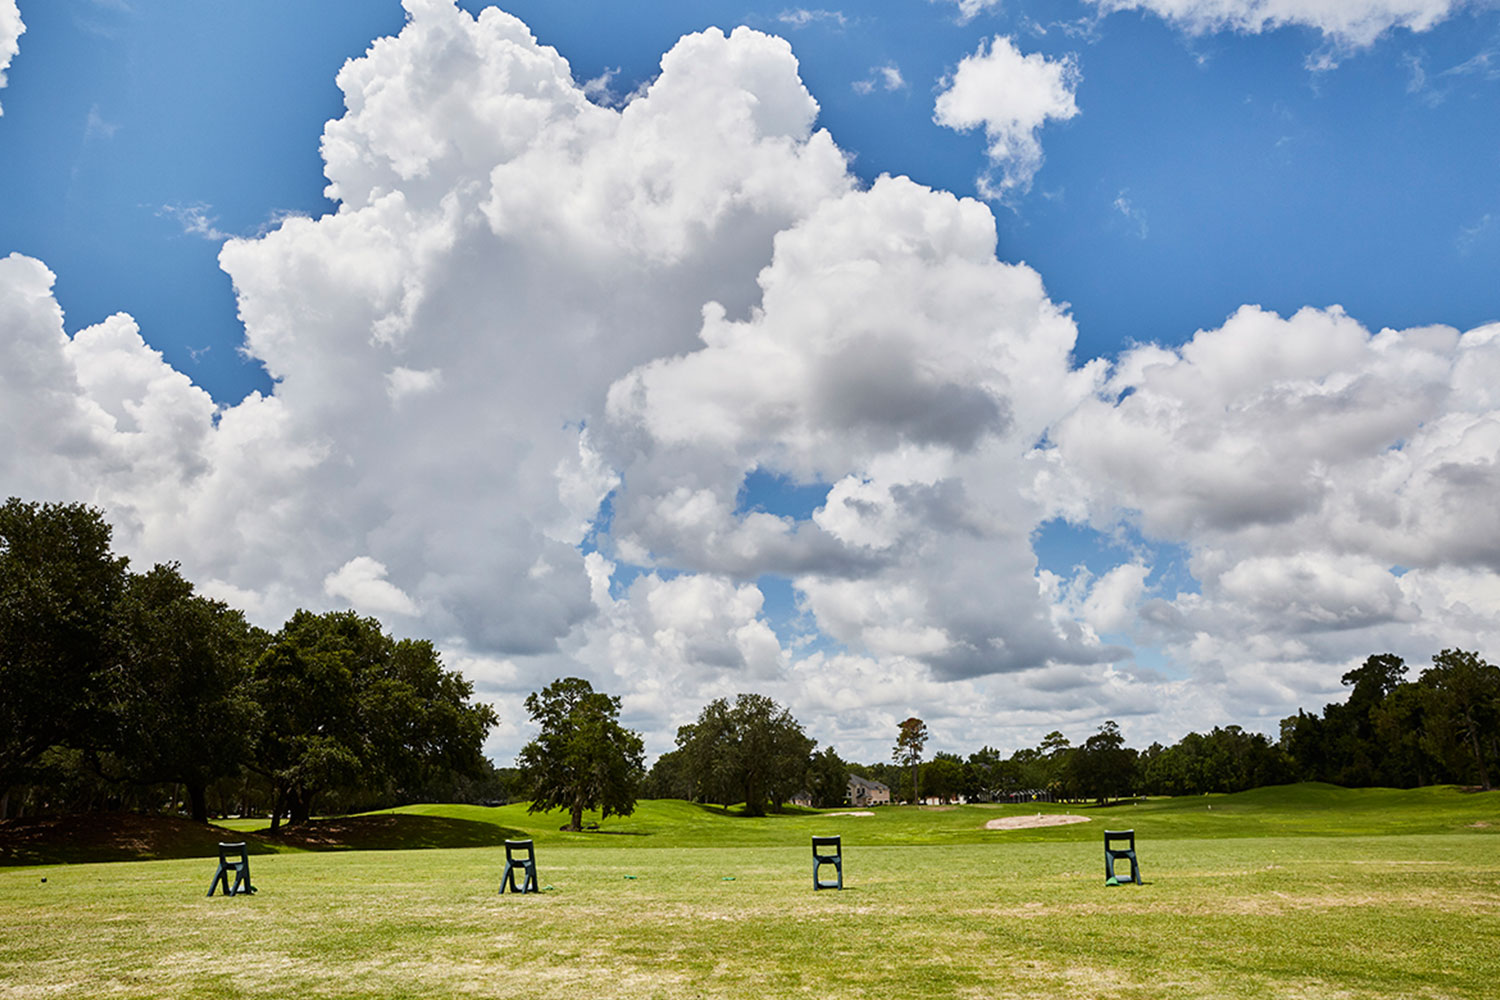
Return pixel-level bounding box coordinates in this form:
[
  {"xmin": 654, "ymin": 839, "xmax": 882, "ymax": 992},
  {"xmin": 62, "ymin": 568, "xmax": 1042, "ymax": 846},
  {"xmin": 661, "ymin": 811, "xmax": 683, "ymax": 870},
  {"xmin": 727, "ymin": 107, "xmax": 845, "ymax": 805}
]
[
  {"xmin": 582, "ymin": 65, "xmax": 622, "ymax": 106},
  {"xmin": 255, "ymin": 208, "xmax": 311, "ymax": 238},
  {"xmin": 158, "ymin": 202, "xmax": 233, "ymax": 242},
  {"xmin": 1458, "ymin": 212, "xmax": 1494, "ymax": 255},
  {"xmin": 0, "ymin": 0, "xmax": 22, "ymax": 117},
  {"xmin": 1442, "ymin": 46, "xmax": 1499, "ymax": 81},
  {"xmin": 933, "ymin": 35, "xmax": 1081, "ymax": 199},
  {"xmin": 1402, "ymin": 51, "xmax": 1428, "ymax": 94},
  {"xmin": 386, "ymin": 366, "xmax": 443, "ymax": 402},
  {"xmin": 324, "ymin": 556, "xmax": 419, "ymax": 618},
  {"xmin": 934, "ymin": 0, "xmax": 1003, "ymax": 25},
  {"xmin": 853, "ymin": 63, "xmax": 906, "ymax": 95},
  {"xmin": 84, "ymin": 104, "xmax": 119, "ymax": 140},
  {"xmin": 1081, "ymin": 0, "xmax": 1466, "ymax": 52},
  {"xmin": 1112, "ymin": 190, "xmax": 1148, "ymax": 239},
  {"xmin": 778, "ymin": 9, "xmax": 847, "ymax": 29}
]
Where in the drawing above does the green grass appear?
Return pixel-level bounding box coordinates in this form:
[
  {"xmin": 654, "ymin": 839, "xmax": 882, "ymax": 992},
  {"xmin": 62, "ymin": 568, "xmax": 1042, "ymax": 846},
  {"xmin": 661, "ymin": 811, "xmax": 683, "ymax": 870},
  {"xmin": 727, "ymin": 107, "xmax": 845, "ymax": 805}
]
[{"xmin": 2, "ymin": 784, "xmax": 1497, "ymax": 999}]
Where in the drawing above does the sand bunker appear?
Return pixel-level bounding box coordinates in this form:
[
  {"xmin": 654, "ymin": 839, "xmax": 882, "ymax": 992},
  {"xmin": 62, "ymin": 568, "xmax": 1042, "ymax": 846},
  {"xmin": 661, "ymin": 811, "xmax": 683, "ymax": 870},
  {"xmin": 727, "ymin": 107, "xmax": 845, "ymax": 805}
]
[
  {"xmin": 985, "ymin": 814, "xmax": 1092, "ymax": 831},
  {"xmin": 822, "ymin": 811, "xmax": 875, "ymax": 817}
]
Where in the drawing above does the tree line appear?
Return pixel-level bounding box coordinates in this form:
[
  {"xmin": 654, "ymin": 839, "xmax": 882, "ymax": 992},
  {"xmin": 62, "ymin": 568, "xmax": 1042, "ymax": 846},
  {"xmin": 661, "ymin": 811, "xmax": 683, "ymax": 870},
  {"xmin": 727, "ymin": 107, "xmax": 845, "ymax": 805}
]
[
  {"xmin": 7, "ymin": 498, "xmax": 1496, "ymax": 829},
  {"xmin": 0, "ymin": 498, "xmax": 499, "ymax": 827},
  {"xmin": 845, "ymin": 649, "xmax": 1498, "ymax": 805},
  {"xmin": 632, "ymin": 647, "xmax": 1499, "ymax": 812}
]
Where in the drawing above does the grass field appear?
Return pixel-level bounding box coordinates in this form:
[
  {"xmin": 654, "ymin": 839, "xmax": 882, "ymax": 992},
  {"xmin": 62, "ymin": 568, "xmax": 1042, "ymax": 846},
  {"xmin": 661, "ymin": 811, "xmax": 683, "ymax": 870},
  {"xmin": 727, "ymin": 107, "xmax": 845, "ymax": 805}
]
[{"xmin": 2, "ymin": 784, "xmax": 1497, "ymax": 999}]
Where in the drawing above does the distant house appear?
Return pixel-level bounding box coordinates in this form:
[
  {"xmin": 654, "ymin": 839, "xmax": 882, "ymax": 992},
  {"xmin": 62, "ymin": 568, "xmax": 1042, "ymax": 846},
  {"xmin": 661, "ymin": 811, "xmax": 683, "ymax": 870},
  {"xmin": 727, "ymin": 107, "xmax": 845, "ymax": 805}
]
[
  {"xmin": 846, "ymin": 774, "xmax": 891, "ymax": 807},
  {"xmin": 789, "ymin": 790, "xmax": 815, "ymax": 808}
]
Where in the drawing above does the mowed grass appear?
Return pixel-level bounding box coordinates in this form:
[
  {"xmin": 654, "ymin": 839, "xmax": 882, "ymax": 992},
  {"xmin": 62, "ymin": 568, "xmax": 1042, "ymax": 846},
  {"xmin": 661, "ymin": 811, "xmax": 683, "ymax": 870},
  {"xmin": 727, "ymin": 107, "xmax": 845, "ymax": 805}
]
[{"xmin": 2, "ymin": 785, "xmax": 1497, "ymax": 999}]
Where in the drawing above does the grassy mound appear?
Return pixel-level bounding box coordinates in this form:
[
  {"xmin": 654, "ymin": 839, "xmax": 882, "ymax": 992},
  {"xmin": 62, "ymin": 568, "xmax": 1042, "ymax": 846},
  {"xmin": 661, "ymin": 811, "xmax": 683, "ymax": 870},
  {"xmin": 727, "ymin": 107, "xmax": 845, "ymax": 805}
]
[{"xmin": 7, "ymin": 783, "xmax": 1495, "ymax": 867}]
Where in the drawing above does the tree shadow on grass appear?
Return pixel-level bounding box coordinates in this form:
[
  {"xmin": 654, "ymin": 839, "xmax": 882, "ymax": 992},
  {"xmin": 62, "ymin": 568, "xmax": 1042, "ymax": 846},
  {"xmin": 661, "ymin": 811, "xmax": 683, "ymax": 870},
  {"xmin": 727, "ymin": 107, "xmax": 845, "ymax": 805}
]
[
  {"xmin": 0, "ymin": 813, "xmax": 277, "ymax": 867},
  {"xmin": 255, "ymin": 813, "xmax": 525, "ymax": 852},
  {"xmin": 691, "ymin": 802, "xmax": 821, "ymax": 819},
  {"xmin": 1, "ymin": 812, "xmax": 526, "ymax": 867}
]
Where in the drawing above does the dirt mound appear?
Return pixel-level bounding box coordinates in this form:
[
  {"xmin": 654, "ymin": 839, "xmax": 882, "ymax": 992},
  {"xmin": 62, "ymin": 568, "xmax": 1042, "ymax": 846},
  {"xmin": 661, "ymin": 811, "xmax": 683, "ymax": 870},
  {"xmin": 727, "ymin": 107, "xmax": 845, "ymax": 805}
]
[{"xmin": 985, "ymin": 814, "xmax": 1092, "ymax": 831}]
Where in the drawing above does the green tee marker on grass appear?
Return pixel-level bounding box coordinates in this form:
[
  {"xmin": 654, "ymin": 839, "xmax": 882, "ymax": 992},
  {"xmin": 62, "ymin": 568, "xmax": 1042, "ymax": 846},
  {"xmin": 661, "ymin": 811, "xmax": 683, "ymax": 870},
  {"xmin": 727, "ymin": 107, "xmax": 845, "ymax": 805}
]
[
  {"xmin": 206, "ymin": 842, "xmax": 255, "ymax": 897},
  {"xmin": 812, "ymin": 835, "xmax": 843, "ymax": 890},
  {"xmin": 499, "ymin": 839, "xmax": 539, "ymax": 894},
  {"xmin": 1104, "ymin": 830, "xmax": 1141, "ymax": 885}
]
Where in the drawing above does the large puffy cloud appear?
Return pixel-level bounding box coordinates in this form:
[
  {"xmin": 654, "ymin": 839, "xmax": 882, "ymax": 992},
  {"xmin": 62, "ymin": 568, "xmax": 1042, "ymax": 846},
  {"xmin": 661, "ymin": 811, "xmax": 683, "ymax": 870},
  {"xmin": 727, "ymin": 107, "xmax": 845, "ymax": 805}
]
[
  {"xmin": 0, "ymin": 0, "xmax": 21, "ymax": 115},
  {"xmin": 933, "ymin": 36, "xmax": 1080, "ymax": 198},
  {"xmin": 1083, "ymin": 0, "xmax": 1468, "ymax": 49},
  {"xmin": 209, "ymin": 1, "xmax": 851, "ymax": 659},
  {"xmin": 6, "ymin": 0, "xmax": 1500, "ymax": 761},
  {"xmin": 1049, "ymin": 306, "xmax": 1500, "ymax": 718},
  {"xmin": 602, "ymin": 173, "xmax": 1117, "ymax": 683}
]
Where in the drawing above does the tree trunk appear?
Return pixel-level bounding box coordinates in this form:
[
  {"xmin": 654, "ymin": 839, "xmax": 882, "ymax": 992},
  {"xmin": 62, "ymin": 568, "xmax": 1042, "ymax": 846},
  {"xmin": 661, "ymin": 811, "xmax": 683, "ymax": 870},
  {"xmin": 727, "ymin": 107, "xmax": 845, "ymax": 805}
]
[
  {"xmin": 269, "ymin": 785, "xmax": 283, "ymax": 834},
  {"xmin": 289, "ymin": 787, "xmax": 314, "ymax": 826},
  {"xmin": 568, "ymin": 797, "xmax": 584, "ymax": 832},
  {"xmin": 1468, "ymin": 717, "xmax": 1491, "ymax": 790},
  {"xmin": 187, "ymin": 782, "xmax": 209, "ymax": 823}
]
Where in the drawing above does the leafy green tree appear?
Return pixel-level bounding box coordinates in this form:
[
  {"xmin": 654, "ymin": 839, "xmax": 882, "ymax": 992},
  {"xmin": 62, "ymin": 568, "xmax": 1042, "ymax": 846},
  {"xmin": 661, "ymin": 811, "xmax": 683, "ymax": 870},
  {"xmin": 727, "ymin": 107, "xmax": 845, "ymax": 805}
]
[
  {"xmin": 362, "ymin": 636, "xmax": 497, "ymax": 795},
  {"xmin": 1370, "ymin": 681, "xmax": 1432, "ymax": 787},
  {"xmin": 252, "ymin": 609, "xmax": 496, "ymax": 830},
  {"xmin": 676, "ymin": 694, "xmax": 815, "ymax": 816},
  {"xmin": 964, "ymin": 745, "xmax": 1008, "ymax": 801},
  {"xmin": 517, "ymin": 677, "xmax": 644, "ymax": 831},
  {"xmin": 1279, "ymin": 709, "xmax": 1329, "ymax": 783},
  {"xmin": 806, "ymin": 746, "xmax": 849, "ymax": 808},
  {"xmin": 1069, "ymin": 721, "xmax": 1136, "ymax": 802},
  {"xmin": 893, "ymin": 717, "xmax": 928, "ymax": 804},
  {"xmin": 922, "ymin": 751, "xmax": 965, "ymax": 803},
  {"xmin": 1037, "ymin": 730, "xmax": 1074, "ymax": 799},
  {"xmin": 107, "ymin": 563, "xmax": 265, "ymax": 822},
  {"xmin": 0, "ymin": 499, "xmax": 128, "ymax": 800},
  {"xmin": 1418, "ymin": 649, "xmax": 1500, "ymax": 790},
  {"xmin": 642, "ymin": 746, "xmax": 694, "ymax": 800},
  {"xmin": 1323, "ymin": 653, "xmax": 1409, "ymax": 785}
]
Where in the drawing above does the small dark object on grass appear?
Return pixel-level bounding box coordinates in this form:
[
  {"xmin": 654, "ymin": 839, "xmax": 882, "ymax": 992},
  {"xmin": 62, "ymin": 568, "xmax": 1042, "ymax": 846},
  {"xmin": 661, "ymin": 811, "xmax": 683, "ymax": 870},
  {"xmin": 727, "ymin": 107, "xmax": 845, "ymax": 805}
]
[
  {"xmin": 500, "ymin": 839, "xmax": 540, "ymax": 894},
  {"xmin": 1104, "ymin": 830, "xmax": 1141, "ymax": 885},
  {"xmin": 813, "ymin": 835, "xmax": 843, "ymax": 890},
  {"xmin": 207, "ymin": 842, "xmax": 256, "ymax": 897}
]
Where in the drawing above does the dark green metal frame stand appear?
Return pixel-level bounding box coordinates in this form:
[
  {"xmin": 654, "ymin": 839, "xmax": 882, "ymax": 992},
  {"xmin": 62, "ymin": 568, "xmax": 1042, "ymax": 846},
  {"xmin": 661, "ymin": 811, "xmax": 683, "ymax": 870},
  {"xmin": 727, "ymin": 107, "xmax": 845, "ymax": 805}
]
[
  {"xmin": 207, "ymin": 841, "xmax": 256, "ymax": 897},
  {"xmin": 500, "ymin": 839, "xmax": 539, "ymax": 894},
  {"xmin": 1104, "ymin": 829, "xmax": 1140, "ymax": 885},
  {"xmin": 812, "ymin": 835, "xmax": 843, "ymax": 890}
]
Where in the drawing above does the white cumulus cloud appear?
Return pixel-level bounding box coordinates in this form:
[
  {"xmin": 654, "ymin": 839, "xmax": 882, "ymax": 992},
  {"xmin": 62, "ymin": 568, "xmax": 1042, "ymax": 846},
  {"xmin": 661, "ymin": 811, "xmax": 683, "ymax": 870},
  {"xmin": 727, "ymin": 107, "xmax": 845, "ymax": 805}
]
[
  {"xmin": 0, "ymin": 0, "xmax": 22, "ymax": 115},
  {"xmin": 934, "ymin": 36, "xmax": 1080, "ymax": 198},
  {"xmin": 6, "ymin": 1, "xmax": 1500, "ymax": 760}
]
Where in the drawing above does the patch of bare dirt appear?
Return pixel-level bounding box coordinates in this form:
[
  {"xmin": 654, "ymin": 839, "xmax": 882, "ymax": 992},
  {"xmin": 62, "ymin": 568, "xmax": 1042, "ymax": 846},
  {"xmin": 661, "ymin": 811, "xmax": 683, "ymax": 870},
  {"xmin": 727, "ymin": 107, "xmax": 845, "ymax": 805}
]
[
  {"xmin": 821, "ymin": 810, "xmax": 874, "ymax": 817},
  {"xmin": 985, "ymin": 813, "xmax": 1092, "ymax": 830}
]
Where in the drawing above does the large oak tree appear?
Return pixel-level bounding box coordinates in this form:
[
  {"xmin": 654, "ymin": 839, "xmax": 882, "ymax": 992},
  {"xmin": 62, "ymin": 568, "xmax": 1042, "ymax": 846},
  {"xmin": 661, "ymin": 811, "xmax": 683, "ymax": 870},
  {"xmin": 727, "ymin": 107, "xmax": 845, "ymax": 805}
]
[{"xmin": 517, "ymin": 677, "xmax": 644, "ymax": 831}]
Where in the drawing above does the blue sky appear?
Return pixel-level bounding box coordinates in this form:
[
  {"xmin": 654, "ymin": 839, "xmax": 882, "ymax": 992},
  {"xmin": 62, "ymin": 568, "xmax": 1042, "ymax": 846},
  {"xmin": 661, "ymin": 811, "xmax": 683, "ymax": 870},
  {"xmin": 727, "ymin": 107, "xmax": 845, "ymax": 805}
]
[{"xmin": 2, "ymin": 0, "xmax": 1498, "ymax": 761}]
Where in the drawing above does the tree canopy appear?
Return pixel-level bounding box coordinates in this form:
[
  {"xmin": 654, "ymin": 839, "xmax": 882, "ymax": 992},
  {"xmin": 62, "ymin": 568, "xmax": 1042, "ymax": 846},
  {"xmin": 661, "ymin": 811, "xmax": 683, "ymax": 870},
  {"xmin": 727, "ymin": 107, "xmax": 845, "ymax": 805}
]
[
  {"xmin": 251, "ymin": 609, "xmax": 497, "ymax": 830},
  {"xmin": 674, "ymin": 693, "xmax": 815, "ymax": 816},
  {"xmin": 517, "ymin": 677, "xmax": 644, "ymax": 831},
  {"xmin": 0, "ymin": 498, "xmax": 128, "ymax": 790},
  {"xmin": 108, "ymin": 563, "xmax": 265, "ymax": 822}
]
